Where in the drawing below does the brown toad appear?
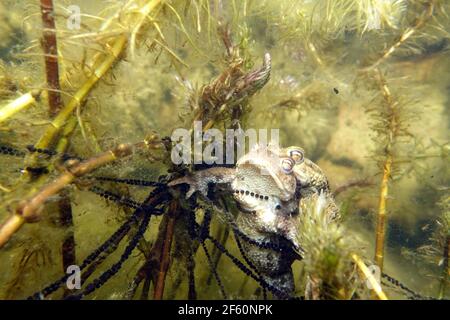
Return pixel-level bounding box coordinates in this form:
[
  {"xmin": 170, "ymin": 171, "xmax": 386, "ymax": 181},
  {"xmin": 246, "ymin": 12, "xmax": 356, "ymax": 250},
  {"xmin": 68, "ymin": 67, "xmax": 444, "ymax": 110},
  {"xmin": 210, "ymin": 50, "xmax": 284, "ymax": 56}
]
[{"xmin": 169, "ymin": 144, "xmax": 338, "ymax": 297}]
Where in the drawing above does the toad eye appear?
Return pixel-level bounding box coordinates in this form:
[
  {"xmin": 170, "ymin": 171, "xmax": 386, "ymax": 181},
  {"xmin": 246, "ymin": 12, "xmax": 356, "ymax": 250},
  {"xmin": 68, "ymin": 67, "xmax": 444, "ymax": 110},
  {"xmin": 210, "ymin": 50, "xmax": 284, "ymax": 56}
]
[
  {"xmin": 280, "ymin": 158, "xmax": 295, "ymax": 174},
  {"xmin": 287, "ymin": 147, "xmax": 304, "ymax": 164}
]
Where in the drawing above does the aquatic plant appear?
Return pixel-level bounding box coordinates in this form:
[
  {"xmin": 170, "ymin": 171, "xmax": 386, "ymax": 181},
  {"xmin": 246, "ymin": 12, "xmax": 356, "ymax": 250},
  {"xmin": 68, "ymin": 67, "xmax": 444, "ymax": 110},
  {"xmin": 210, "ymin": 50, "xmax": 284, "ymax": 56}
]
[{"xmin": 0, "ymin": 0, "xmax": 448, "ymax": 300}]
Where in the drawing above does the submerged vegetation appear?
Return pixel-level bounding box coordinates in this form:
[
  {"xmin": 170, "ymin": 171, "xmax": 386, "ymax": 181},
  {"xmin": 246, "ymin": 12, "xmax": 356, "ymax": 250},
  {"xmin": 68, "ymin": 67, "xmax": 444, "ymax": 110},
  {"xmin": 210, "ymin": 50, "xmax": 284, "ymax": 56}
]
[{"xmin": 0, "ymin": 0, "xmax": 448, "ymax": 299}]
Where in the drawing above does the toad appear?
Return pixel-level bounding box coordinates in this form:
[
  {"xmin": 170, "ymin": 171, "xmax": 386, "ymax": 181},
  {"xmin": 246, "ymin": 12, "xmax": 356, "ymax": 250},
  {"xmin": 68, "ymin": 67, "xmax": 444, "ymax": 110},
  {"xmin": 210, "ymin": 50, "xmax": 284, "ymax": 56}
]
[{"xmin": 169, "ymin": 144, "xmax": 338, "ymax": 297}]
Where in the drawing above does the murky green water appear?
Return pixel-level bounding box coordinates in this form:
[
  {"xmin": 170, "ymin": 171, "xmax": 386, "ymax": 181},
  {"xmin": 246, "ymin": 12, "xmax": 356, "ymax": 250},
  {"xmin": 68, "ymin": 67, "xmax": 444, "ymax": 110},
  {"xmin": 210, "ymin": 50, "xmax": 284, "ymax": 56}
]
[{"xmin": 0, "ymin": 0, "xmax": 448, "ymax": 300}]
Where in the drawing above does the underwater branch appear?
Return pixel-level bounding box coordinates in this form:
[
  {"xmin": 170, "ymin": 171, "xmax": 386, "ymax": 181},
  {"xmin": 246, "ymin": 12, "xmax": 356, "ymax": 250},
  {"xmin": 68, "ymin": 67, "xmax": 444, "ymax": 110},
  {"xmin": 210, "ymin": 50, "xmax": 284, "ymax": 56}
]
[
  {"xmin": 153, "ymin": 200, "xmax": 179, "ymax": 299},
  {"xmin": 30, "ymin": 0, "xmax": 163, "ymax": 160},
  {"xmin": 0, "ymin": 143, "xmax": 139, "ymax": 249},
  {"xmin": 40, "ymin": 0, "xmax": 63, "ymax": 116},
  {"xmin": 374, "ymin": 155, "xmax": 392, "ymax": 270},
  {"xmin": 0, "ymin": 90, "xmax": 41, "ymax": 124},
  {"xmin": 363, "ymin": 0, "xmax": 435, "ymax": 71},
  {"xmin": 373, "ymin": 70, "xmax": 401, "ymax": 272}
]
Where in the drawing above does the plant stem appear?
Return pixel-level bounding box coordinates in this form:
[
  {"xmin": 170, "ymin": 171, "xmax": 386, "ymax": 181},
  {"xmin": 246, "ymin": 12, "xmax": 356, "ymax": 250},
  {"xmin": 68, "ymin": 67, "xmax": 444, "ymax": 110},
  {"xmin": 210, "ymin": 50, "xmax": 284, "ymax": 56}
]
[
  {"xmin": 374, "ymin": 155, "xmax": 392, "ymax": 271},
  {"xmin": 352, "ymin": 253, "xmax": 388, "ymax": 300},
  {"xmin": 438, "ymin": 234, "xmax": 449, "ymax": 299},
  {"xmin": 153, "ymin": 200, "xmax": 178, "ymax": 299},
  {"xmin": 33, "ymin": 34, "xmax": 127, "ymax": 152},
  {"xmin": 40, "ymin": 0, "xmax": 62, "ymax": 116},
  {"xmin": 363, "ymin": 0, "xmax": 435, "ymax": 71},
  {"xmin": 333, "ymin": 178, "xmax": 374, "ymax": 197},
  {"xmin": 374, "ymin": 70, "xmax": 398, "ymax": 272},
  {"xmin": 0, "ymin": 91, "xmax": 41, "ymax": 123}
]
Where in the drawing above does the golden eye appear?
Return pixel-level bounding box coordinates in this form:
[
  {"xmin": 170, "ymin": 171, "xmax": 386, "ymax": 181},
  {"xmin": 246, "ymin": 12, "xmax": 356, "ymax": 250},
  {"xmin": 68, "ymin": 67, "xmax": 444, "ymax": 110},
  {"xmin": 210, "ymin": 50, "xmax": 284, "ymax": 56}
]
[
  {"xmin": 288, "ymin": 147, "xmax": 304, "ymax": 164},
  {"xmin": 281, "ymin": 158, "xmax": 295, "ymax": 174}
]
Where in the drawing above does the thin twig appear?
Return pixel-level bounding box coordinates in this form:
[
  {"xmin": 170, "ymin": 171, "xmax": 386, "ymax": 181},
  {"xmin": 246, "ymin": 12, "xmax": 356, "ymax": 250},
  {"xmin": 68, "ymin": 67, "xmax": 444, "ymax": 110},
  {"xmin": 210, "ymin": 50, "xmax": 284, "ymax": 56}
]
[
  {"xmin": 333, "ymin": 178, "xmax": 374, "ymax": 197},
  {"xmin": 362, "ymin": 1, "xmax": 435, "ymax": 71},
  {"xmin": 0, "ymin": 143, "xmax": 139, "ymax": 248},
  {"xmin": 0, "ymin": 91, "xmax": 41, "ymax": 123}
]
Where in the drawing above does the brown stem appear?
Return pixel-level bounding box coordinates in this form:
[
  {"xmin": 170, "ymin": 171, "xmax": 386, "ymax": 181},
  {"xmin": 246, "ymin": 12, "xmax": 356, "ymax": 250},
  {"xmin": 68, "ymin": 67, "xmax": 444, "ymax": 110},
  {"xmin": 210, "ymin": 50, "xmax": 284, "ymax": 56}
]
[
  {"xmin": 58, "ymin": 189, "xmax": 75, "ymax": 267},
  {"xmin": 126, "ymin": 272, "xmax": 144, "ymax": 299},
  {"xmin": 59, "ymin": 192, "xmax": 75, "ymax": 298},
  {"xmin": 153, "ymin": 200, "xmax": 178, "ymax": 300},
  {"xmin": 40, "ymin": 0, "xmax": 62, "ymax": 116},
  {"xmin": 333, "ymin": 178, "xmax": 374, "ymax": 197},
  {"xmin": 141, "ymin": 277, "xmax": 152, "ymax": 300},
  {"xmin": 124, "ymin": 192, "xmax": 168, "ymax": 300},
  {"xmin": 126, "ymin": 259, "xmax": 152, "ymax": 299}
]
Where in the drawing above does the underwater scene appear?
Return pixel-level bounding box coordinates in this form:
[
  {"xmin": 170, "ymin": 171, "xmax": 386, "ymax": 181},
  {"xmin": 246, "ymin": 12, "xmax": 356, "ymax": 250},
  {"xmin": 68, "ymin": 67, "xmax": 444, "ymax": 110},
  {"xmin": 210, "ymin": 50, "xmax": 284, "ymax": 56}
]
[{"xmin": 0, "ymin": 0, "xmax": 448, "ymax": 301}]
